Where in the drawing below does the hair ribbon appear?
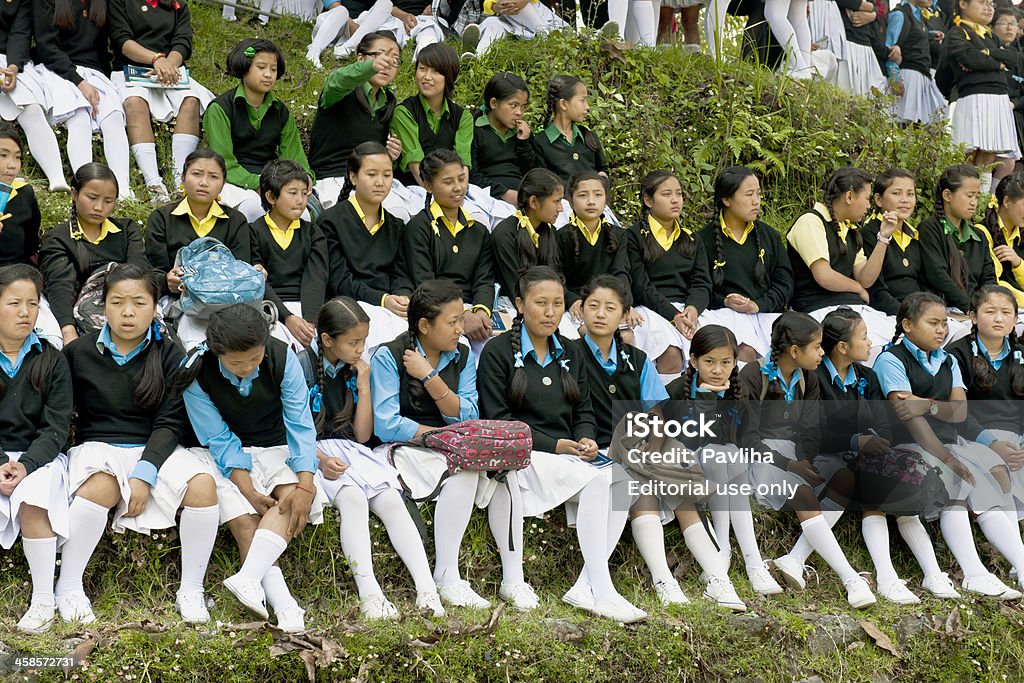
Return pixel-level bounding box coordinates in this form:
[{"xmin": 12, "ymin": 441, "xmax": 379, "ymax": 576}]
[
  {"xmin": 244, "ymin": 46, "xmax": 256, "ymax": 58},
  {"xmin": 513, "ymin": 351, "xmax": 524, "ymax": 368},
  {"xmin": 619, "ymin": 347, "xmax": 635, "ymax": 373},
  {"xmin": 989, "ymin": 195, "xmax": 1000, "ymax": 210},
  {"xmin": 183, "ymin": 342, "xmax": 208, "ymax": 369},
  {"xmin": 559, "ymin": 358, "xmax": 570, "ymax": 372},
  {"xmin": 308, "ymin": 385, "xmax": 322, "ymax": 414}
]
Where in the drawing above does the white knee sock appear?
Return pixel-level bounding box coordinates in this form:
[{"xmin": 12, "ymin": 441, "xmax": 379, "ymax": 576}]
[
  {"xmin": 55, "ymin": 497, "xmax": 109, "ymax": 597},
  {"xmin": 799, "ymin": 514, "xmax": 858, "ymax": 583},
  {"xmin": 631, "ymin": 515, "xmax": 675, "ymax": 585},
  {"xmin": 98, "ymin": 114, "xmax": 132, "ymax": 199},
  {"xmin": 65, "ymin": 111, "xmax": 94, "ymax": 173},
  {"xmin": 261, "ymin": 565, "xmax": 300, "ymax": 613},
  {"xmin": 236, "ymin": 528, "xmax": 288, "ymax": 582},
  {"xmin": 606, "ymin": 0, "xmax": 628, "ymax": 29},
  {"xmin": 704, "ymin": 0, "xmax": 730, "ymax": 56},
  {"xmin": 683, "ymin": 521, "xmax": 728, "ymax": 579},
  {"xmin": 16, "ymin": 105, "xmax": 68, "ymax": 190},
  {"xmin": 339, "ymin": 1, "xmax": 394, "ymax": 56},
  {"xmin": 977, "ymin": 509, "xmax": 1024, "ymax": 576},
  {"xmin": 335, "ymin": 487, "xmax": 384, "ymax": 599},
  {"xmin": 178, "ymin": 505, "xmax": 219, "ymax": 595},
  {"xmin": 940, "ymin": 507, "xmax": 988, "ymax": 578},
  {"xmin": 896, "ymin": 515, "xmax": 942, "ymax": 577},
  {"xmin": 23, "ymin": 536, "xmax": 57, "ymax": 606},
  {"xmin": 488, "ymin": 474, "xmax": 525, "ymax": 585},
  {"xmin": 790, "ymin": 501, "xmax": 844, "ymax": 563},
  {"xmin": 861, "ymin": 515, "xmax": 898, "ymax": 584},
  {"xmin": 575, "ymin": 477, "xmax": 618, "ymax": 601},
  {"xmin": 370, "ymin": 490, "xmax": 436, "ymax": 593},
  {"xmin": 258, "ymin": 0, "xmax": 274, "ymax": 24},
  {"xmin": 130, "ymin": 142, "xmax": 162, "ymax": 187},
  {"xmin": 171, "ymin": 134, "xmax": 200, "ymax": 188},
  {"xmin": 763, "ymin": 0, "xmax": 807, "ymax": 72},
  {"xmin": 309, "ymin": 6, "xmax": 352, "ymax": 59},
  {"xmin": 789, "ymin": 0, "xmax": 812, "ymax": 54},
  {"xmin": 632, "ymin": 0, "xmax": 657, "ymax": 46},
  {"xmin": 432, "ymin": 472, "xmax": 477, "ymax": 586},
  {"xmin": 731, "ymin": 505, "xmax": 765, "ymax": 570}
]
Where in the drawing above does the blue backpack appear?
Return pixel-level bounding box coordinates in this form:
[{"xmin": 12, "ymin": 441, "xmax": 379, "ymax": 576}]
[{"xmin": 175, "ymin": 237, "xmax": 266, "ymax": 320}]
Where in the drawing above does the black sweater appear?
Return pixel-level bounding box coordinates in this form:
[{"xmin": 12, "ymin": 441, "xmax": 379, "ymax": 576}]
[
  {"xmin": 815, "ymin": 360, "xmax": 894, "ymax": 454},
  {"xmin": 738, "ymin": 362, "xmax": 822, "ymax": 465},
  {"xmin": 64, "ymin": 331, "xmax": 187, "ymax": 472},
  {"xmin": 39, "ymin": 218, "xmax": 149, "ymax": 328},
  {"xmin": 469, "ymin": 120, "xmax": 536, "ymax": 198},
  {"xmin": 571, "ymin": 337, "xmax": 649, "ymax": 448},
  {"xmin": 697, "ymin": 219, "xmax": 793, "ymax": 313},
  {"xmin": 249, "ymin": 217, "xmax": 328, "ymax": 322},
  {"xmin": 533, "ymin": 124, "xmax": 608, "ymax": 182},
  {"xmin": 861, "ymin": 217, "xmax": 926, "ymax": 315},
  {"xmin": 32, "ymin": 0, "xmax": 109, "ymax": 84},
  {"xmin": 0, "ymin": 183, "xmax": 41, "ymax": 267},
  {"xmin": 947, "ymin": 335, "xmax": 1024, "ymax": 438},
  {"xmin": 919, "ymin": 214, "xmax": 996, "ymax": 312},
  {"xmin": 403, "ymin": 208, "xmax": 494, "ymax": 310},
  {"xmin": 0, "ymin": 0, "xmax": 32, "ymax": 70},
  {"xmin": 626, "ymin": 221, "xmax": 712, "ymax": 321},
  {"xmin": 556, "ymin": 221, "xmax": 630, "ymax": 307},
  {"xmin": 108, "ymin": 0, "xmax": 193, "ymax": 71},
  {"xmin": 0, "ymin": 342, "xmax": 71, "ymax": 475},
  {"xmin": 490, "ymin": 215, "xmax": 559, "ymax": 301},
  {"xmin": 944, "ymin": 22, "xmax": 1017, "ymax": 98}
]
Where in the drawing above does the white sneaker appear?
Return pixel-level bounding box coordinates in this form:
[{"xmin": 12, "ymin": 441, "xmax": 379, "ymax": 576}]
[
  {"xmin": 175, "ymin": 590, "xmax": 211, "ymax": 624},
  {"xmin": 747, "ymin": 563, "xmax": 784, "ymax": 596},
  {"xmin": 306, "ymin": 51, "xmax": 323, "ymax": 69},
  {"xmin": 562, "ymin": 581, "xmax": 595, "ymax": 612},
  {"xmin": 360, "ymin": 594, "xmax": 398, "ymax": 621},
  {"xmin": 772, "ymin": 556, "xmax": 807, "ymax": 591},
  {"xmin": 147, "ymin": 183, "xmax": 171, "ymax": 206},
  {"xmin": 704, "ymin": 576, "xmax": 746, "ymax": 611},
  {"xmin": 17, "ymin": 603, "xmax": 56, "ymax": 633},
  {"xmin": 590, "ymin": 594, "xmax": 647, "ymax": 623},
  {"xmin": 877, "ymin": 579, "xmax": 920, "ymax": 605},
  {"xmin": 438, "ymin": 580, "xmax": 490, "ymax": 609},
  {"xmin": 416, "ymin": 590, "xmax": 445, "ymax": 617},
  {"xmin": 222, "ymin": 574, "xmax": 269, "ymax": 619},
  {"xmin": 499, "ymin": 582, "xmax": 539, "ymax": 612},
  {"xmin": 922, "ymin": 572, "xmax": 961, "ymax": 599},
  {"xmin": 275, "ymin": 606, "xmax": 306, "ymax": 633},
  {"xmin": 653, "ymin": 579, "xmax": 690, "ymax": 606},
  {"xmin": 844, "ymin": 576, "xmax": 877, "ymax": 608},
  {"xmin": 56, "ymin": 592, "xmax": 96, "ymax": 624},
  {"xmin": 962, "ymin": 573, "xmax": 1023, "ymax": 600}
]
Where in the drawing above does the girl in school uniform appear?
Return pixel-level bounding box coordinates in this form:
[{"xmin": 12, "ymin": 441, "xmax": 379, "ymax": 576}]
[
  {"xmin": 0, "ymin": 0, "xmax": 69, "ymax": 191},
  {"xmin": 309, "ymin": 32, "xmax": 401, "ymax": 209},
  {"xmin": 873, "ymin": 292, "xmax": 1022, "ymax": 598},
  {"xmin": 403, "ymin": 149, "xmax": 495, "ymax": 346},
  {"xmin": 627, "ymin": 170, "xmax": 712, "ymax": 376},
  {"xmin": 319, "ymin": 142, "xmax": 413, "ymax": 353},
  {"xmin": 982, "ymin": 174, "xmax": 1024, "ymax": 302},
  {"xmin": 203, "ymin": 39, "xmax": 313, "ymax": 222},
  {"xmin": 946, "ymin": 0, "xmax": 1020, "ymax": 193},
  {"xmin": 39, "ymin": 163, "xmax": 149, "ymax": 349},
  {"xmin": 860, "ymin": 168, "xmax": 923, "ymax": 317},
  {"xmin": 467, "ymin": 72, "xmax": 535, "ymax": 229},
  {"xmin": 477, "ymin": 266, "xmax": 646, "ymax": 623},
  {"xmin": 533, "ymin": 75, "xmax": 608, "ymax": 186},
  {"xmin": 0, "ymin": 265, "xmax": 73, "ymax": 634},
  {"xmin": 388, "ymin": 43, "xmax": 473, "ymax": 223},
  {"xmin": 178, "ymin": 303, "xmax": 328, "ymax": 633},
  {"xmin": 884, "ymin": 0, "xmax": 947, "ymax": 124},
  {"xmin": 108, "ymin": 0, "xmax": 214, "ymax": 203},
  {"xmin": 310, "ymin": 296, "xmax": 443, "ymax": 619},
  {"xmin": 58, "ymin": 264, "xmax": 220, "ymax": 625},
  {"xmin": 698, "ymin": 166, "xmax": 794, "ymax": 363},
  {"xmin": 660, "ymin": 324, "xmax": 781, "ymax": 603},
  {"xmin": 835, "ymin": 0, "xmax": 887, "ymax": 95},
  {"xmin": 250, "ymin": 160, "xmax": 328, "ymax": 351},
  {"xmin": 308, "ymin": 0, "xmax": 441, "ymax": 68},
  {"xmin": 371, "ymin": 279, "xmax": 537, "ymax": 611},
  {"xmin": 787, "ymin": 167, "xmax": 898, "ymax": 355},
  {"xmin": 32, "ymin": 0, "xmax": 133, "ymax": 199},
  {"xmin": 739, "ymin": 312, "xmax": 877, "ymax": 607}
]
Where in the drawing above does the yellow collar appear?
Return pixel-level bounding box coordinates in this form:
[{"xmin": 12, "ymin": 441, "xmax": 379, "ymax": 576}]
[
  {"xmin": 515, "ymin": 211, "xmax": 540, "ymax": 248},
  {"xmin": 71, "ymin": 218, "xmax": 121, "ymax": 244},
  {"xmin": 998, "ymin": 213, "xmax": 1021, "ymax": 246},
  {"xmin": 171, "ymin": 198, "xmax": 227, "ymax": 238},
  {"xmin": 569, "ymin": 212, "xmax": 602, "ymax": 246},
  {"xmin": 430, "ymin": 201, "xmax": 473, "ymax": 238},
  {"xmin": 646, "ymin": 214, "xmax": 685, "ymax": 251},
  {"xmin": 956, "ymin": 16, "xmax": 992, "ymax": 38},
  {"xmin": 6, "ymin": 178, "xmax": 26, "ymax": 204},
  {"xmin": 349, "ymin": 195, "xmax": 385, "ymax": 236},
  {"xmin": 719, "ymin": 214, "xmax": 755, "ymax": 245},
  {"xmin": 263, "ymin": 214, "xmax": 300, "ymax": 250}
]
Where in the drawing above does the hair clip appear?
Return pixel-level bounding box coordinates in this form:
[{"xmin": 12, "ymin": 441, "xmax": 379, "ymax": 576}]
[
  {"xmin": 183, "ymin": 342, "xmax": 208, "ymax": 369},
  {"xmin": 244, "ymin": 46, "xmax": 256, "ymax": 58},
  {"xmin": 713, "ymin": 259, "xmax": 726, "ymax": 269},
  {"xmin": 559, "ymin": 358, "xmax": 570, "ymax": 373},
  {"xmin": 151, "ymin": 320, "xmax": 163, "ymax": 342},
  {"xmin": 989, "ymin": 195, "xmax": 1000, "ymax": 210},
  {"xmin": 1015, "ymin": 349, "xmax": 1023, "ymax": 364},
  {"xmin": 513, "ymin": 351, "xmax": 524, "ymax": 368}
]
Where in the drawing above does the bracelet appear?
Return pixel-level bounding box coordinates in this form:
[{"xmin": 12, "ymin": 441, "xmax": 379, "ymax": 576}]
[
  {"xmin": 151, "ymin": 53, "xmax": 166, "ymax": 66},
  {"xmin": 294, "ymin": 483, "xmax": 316, "ymax": 495},
  {"xmin": 432, "ymin": 388, "xmax": 451, "ymax": 401},
  {"xmin": 421, "ymin": 368, "xmax": 440, "ymax": 383},
  {"xmin": 877, "ymin": 235, "xmax": 892, "ymax": 245}
]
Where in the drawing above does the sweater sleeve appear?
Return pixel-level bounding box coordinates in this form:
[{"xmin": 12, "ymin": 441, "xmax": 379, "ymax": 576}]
[
  {"xmin": 39, "ymin": 229, "xmax": 78, "ymax": 328},
  {"xmin": 319, "ymin": 59, "xmax": 375, "ymax": 109},
  {"xmin": 946, "ymin": 25, "xmax": 1009, "ymax": 72},
  {"xmin": 685, "ymin": 237, "xmax": 712, "ymax": 314},
  {"xmin": 470, "ymin": 229, "xmax": 495, "ymax": 310},
  {"xmin": 144, "ymin": 210, "xmax": 173, "ymax": 292},
  {"xmin": 107, "ymin": 0, "xmax": 133, "ymax": 59},
  {"xmin": 300, "ymin": 223, "xmax": 329, "ymax": 321},
  {"xmin": 920, "ymin": 216, "xmax": 970, "ymax": 311},
  {"xmin": 736, "ymin": 364, "xmax": 779, "ymax": 467},
  {"xmin": 5, "ymin": 0, "xmax": 31, "ymax": 70},
  {"xmin": 455, "ymin": 109, "xmax": 473, "ymax": 169},
  {"xmin": 795, "ymin": 373, "xmax": 823, "ymax": 462},
  {"xmin": 139, "ymin": 343, "xmax": 187, "ymax": 477},
  {"xmin": 169, "ymin": 3, "xmax": 193, "ymax": 63},
  {"xmin": 402, "ymin": 214, "xmax": 437, "ymax": 286},
  {"xmin": 865, "ymin": 370, "xmax": 895, "ymax": 443},
  {"xmin": 32, "ymin": 0, "xmax": 82, "ymax": 85},
  {"xmin": 626, "ymin": 227, "xmax": 678, "ymax": 321},
  {"xmin": 225, "ymin": 210, "xmax": 253, "ymax": 264},
  {"xmin": 754, "ymin": 227, "xmax": 795, "ymax": 313},
  {"xmin": 18, "ymin": 351, "xmax": 72, "ymax": 475}
]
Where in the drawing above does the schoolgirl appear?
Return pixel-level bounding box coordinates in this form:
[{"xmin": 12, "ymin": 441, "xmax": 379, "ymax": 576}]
[
  {"xmin": 627, "ymin": 170, "xmax": 712, "ymax": 376},
  {"xmin": 787, "ymin": 167, "xmax": 898, "ymax": 354},
  {"xmin": 982, "ymin": 174, "xmax": 1024, "ymax": 303},
  {"xmin": 660, "ymin": 325, "xmax": 781, "ymax": 603},
  {"xmin": 58, "ymin": 265, "xmax": 219, "ymax": 625},
  {"xmin": 698, "ymin": 166, "xmax": 794, "ymax": 363},
  {"xmin": 307, "ymin": 0, "xmax": 441, "ymax": 68},
  {"xmin": 0, "ymin": 0, "xmax": 69, "ymax": 191},
  {"xmin": 873, "ymin": 292, "xmax": 1023, "ymax": 597},
  {"xmin": 477, "ymin": 266, "xmax": 646, "ymax": 623},
  {"xmin": 468, "ymin": 0, "xmax": 567, "ymax": 56},
  {"xmin": 250, "ymin": 160, "xmax": 328, "ymax": 351},
  {"xmin": 32, "ymin": 0, "xmax": 133, "ymax": 199},
  {"xmin": 836, "ymin": 0, "xmax": 887, "ymax": 95},
  {"xmin": 38, "ymin": 163, "xmax": 149, "ymax": 348},
  {"xmin": 993, "ymin": 7, "xmax": 1024, "ymax": 164},
  {"xmin": 178, "ymin": 304, "xmax": 328, "ymax": 633},
  {"xmin": 860, "ymin": 168, "xmax": 924, "ymax": 316},
  {"xmin": 946, "ymin": 0, "xmax": 1020, "ymax": 192},
  {"xmin": 884, "ymin": 0, "xmax": 947, "ymax": 123},
  {"xmin": 466, "ymin": 72, "xmax": 535, "ymax": 229},
  {"xmin": 533, "ymin": 75, "xmax": 608, "ymax": 185},
  {"xmin": 309, "ymin": 31, "xmax": 401, "ymax": 209},
  {"xmin": 761, "ymin": 0, "xmax": 816, "ymax": 77},
  {"xmin": 318, "ymin": 142, "xmax": 413, "ymax": 352},
  {"xmin": 738, "ymin": 312, "xmax": 877, "ymax": 608},
  {"xmin": 203, "ymin": 39, "xmax": 313, "ymax": 222},
  {"xmin": 310, "ymin": 297, "xmax": 443, "ymax": 619},
  {"xmin": 402, "ymin": 150, "xmax": 495, "ymax": 345},
  {"xmin": 108, "ymin": 0, "xmax": 215, "ymax": 202},
  {"xmin": 371, "ymin": 279, "xmax": 537, "ymax": 611},
  {"xmin": 0, "ymin": 265, "xmax": 73, "ymax": 634}
]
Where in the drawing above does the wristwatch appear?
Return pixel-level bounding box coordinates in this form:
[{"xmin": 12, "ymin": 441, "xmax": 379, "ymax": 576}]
[{"xmin": 928, "ymin": 399, "xmax": 939, "ymax": 416}]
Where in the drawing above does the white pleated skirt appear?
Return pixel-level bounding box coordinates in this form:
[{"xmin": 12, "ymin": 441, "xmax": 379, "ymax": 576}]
[
  {"xmin": 632, "ymin": 304, "xmax": 687, "ymax": 362},
  {"xmin": 893, "ymin": 68, "xmax": 947, "ymax": 124},
  {"xmin": 110, "ymin": 71, "xmax": 214, "ymax": 123},
  {"xmin": 518, "ymin": 451, "xmax": 628, "ymax": 524},
  {"xmin": 983, "ymin": 429, "xmax": 1024, "ymax": 514},
  {"xmin": 464, "ymin": 184, "xmax": 517, "ymax": 231},
  {"xmin": 0, "ymin": 453, "xmax": 70, "ymax": 549},
  {"xmin": 808, "ymin": 304, "xmax": 895, "ymax": 363},
  {"xmin": 837, "ymin": 42, "xmax": 886, "ymax": 97},
  {"xmin": 697, "ymin": 309, "xmax": 781, "ymax": 358},
  {"xmin": 38, "ymin": 65, "xmax": 124, "ymax": 128},
  {"xmin": 808, "ymin": 0, "xmax": 848, "ymax": 62},
  {"xmin": 316, "ymin": 438, "xmax": 402, "ymax": 504},
  {"xmin": 0, "ymin": 56, "xmax": 47, "ymax": 121},
  {"xmin": 383, "ymin": 444, "xmax": 500, "ymax": 508},
  {"xmin": 952, "ymin": 93, "xmax": 1022, "ymax": 159},
  {"xmin": 358, "ymin": 302, "xmax": 408, "ymax": 359}
]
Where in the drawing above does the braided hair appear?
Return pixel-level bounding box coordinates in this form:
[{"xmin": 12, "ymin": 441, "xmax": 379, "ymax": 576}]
[
  {"xmin": 967, "ymin": 285, "xmax": 1024, "ymax": 396},
  {"xmin": 890, "ymin": 291, "xmax": 946, "ymax": 347},
  {"xmin": 102, "ymin": 265, "xmax": 167, "ymax": 412},
  {"xmin": 984, "ymin": 173, "xmax": 1024, "ymax": 251},
  {"xmin": 712, "ymin": 166, "xmax": 766, "ymax": 291},
  {"xmin": 419, "ymin": 148, "xmax": 465, "ymax": 214},
  {"xmin": 508, "ymin": 266, "xmax": 579, "ymax": 411},
  {"xmin": 935, "ymin": 164, "xmax": 980, "ymax": 294},
  {"xmin": 314, "ymin": 297, "xmax": 371, "ymax": 435},
  {"xmin": 567, "ymin": 171, "xmax": 618, "ymax": 260},
  {"xmin": 340, "ymin": 141, "xmax": 392, "ymax": 204},
  {"xmin": 764, "ymin": 312, "xmax": 821, "ymax": 401},
  {"xmin": 821, "ymin": 307, "xmax": 864, "ymax": 356},
  {"xmin": 685, "ymin": 324, "xmax": 744, "ymax": 441},
  {"xmin": 0, "ymin": 265, "xmax": 61, "ymax": 400},
  {"xmin": 69, "ymin": 163, "xmax": 119, "ymax": 230},
  {"xmin": 638, "ymin": 170, "xmax": 696, "ymax": 265},
  {"xmin": 821, "ymin": 167, "xmax": 872, "ymax": 257},
  {"xmin": 579, "ymin": 274, "xmax": 632, "ymax": 371},
  {"xmin": 172, "ymin": 303, "xmax": 272, "ymax": 391},
  {"xmin": 543, "ymin": 75, "xmax": 601, "ymax": 153},
  {"xmin": 404, "ymin": 279, "xmax": 464, "ymax": 413},
  {"xmin": 515, "ymin": 169, "xmax": 563, "ymax": 273}
]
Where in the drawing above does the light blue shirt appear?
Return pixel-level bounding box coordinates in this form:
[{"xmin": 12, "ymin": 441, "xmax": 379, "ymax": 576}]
[
  {"xmin": 520, "ymin": 324, "xmax": 563, "ymax": 368},
  {"xmin": 370, "ymin": 339, "xmax": 479, "ymax": 443},
  {"xmin": 183, "ymin": 350, "xmax": 317, "ymax": 478},
  {"xmin": 823, "ymin": 356, "xmax": 858, "ymax": 392},
  {"xmin": 96, "ymin": 324, "xmax": 152, "ymax": 366},
  {"xmin": 582, "ymin": 334, "xmax": 669, "ymax": 403},
  {"xmin": 760, "ymin": 361, "xmax": 803, "ymax": 404},
  {"xmin": 874, "ymin": 337, "xmax": 966, "ymax": 395},
  {"xmin": 689, "ymin": 373, "xmax": 726, "ymax": 399},
  {"xmin": 976, "ymin": 336, "xmax": 1011, "ymax": 372},
  {"xmin": 0, "ymin": 332, "xmax": 40, "ymax": 377}
]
